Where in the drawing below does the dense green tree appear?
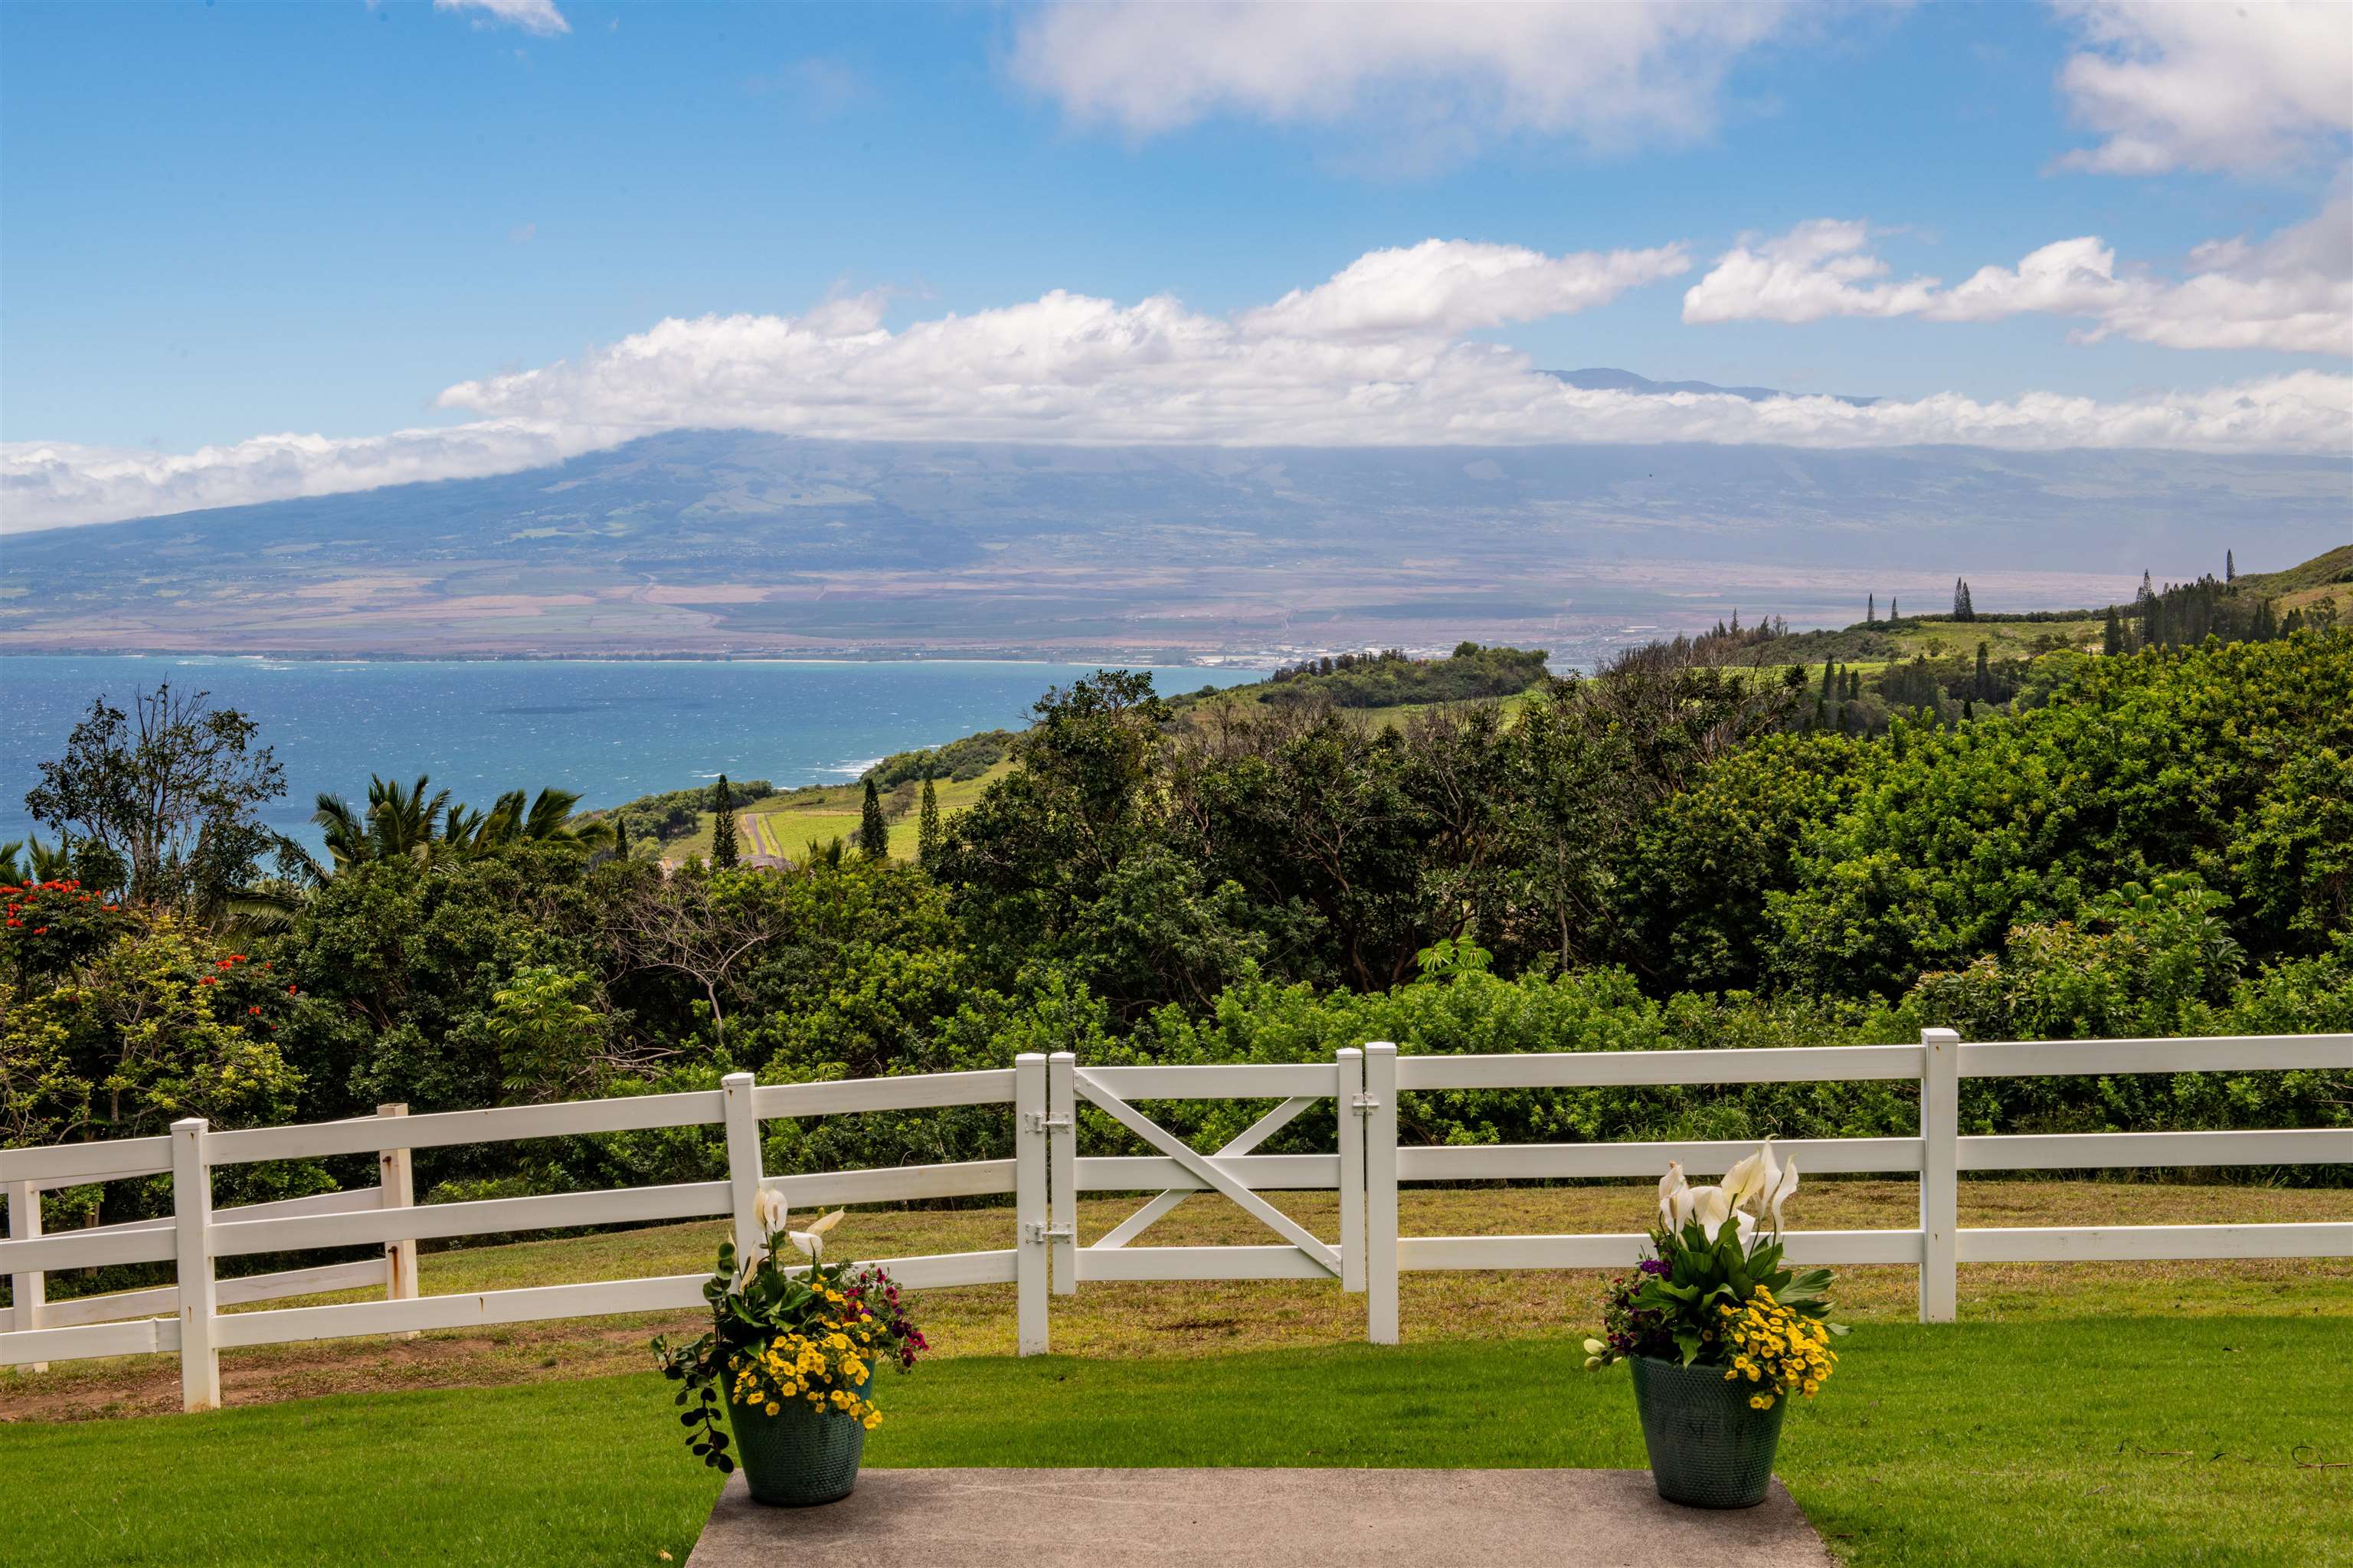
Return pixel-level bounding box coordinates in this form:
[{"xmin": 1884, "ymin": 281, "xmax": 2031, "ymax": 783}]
[
  {"xmin": 710, "ymin": 776, "xmax": 739, "ymax": 872},
  {"xmin": 916, "ymin": 774, "xmax": 942, "ymax": 866},
  {"xmin": 1766, "ymin": 633, "xmax": 2353, "ymax": 997},
  {"xmin": 25, "ymin": 685, "xmax": 286, "ymax": 913},
  {"xmin": 859, "ymin": 777, "xmax": 889, "ymax": 861}
]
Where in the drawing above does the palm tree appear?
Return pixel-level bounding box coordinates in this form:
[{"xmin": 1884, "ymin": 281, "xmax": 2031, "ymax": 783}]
[
  {"xmin": 0, "ymin": 833, "xmax": 77, "ymax": 884},
  {"xmin": 368, "ymin": 774, "xmax": 448, "ymax": 862},
  {"xmin": 309, "ymin": 775, "xmax": 610, "ymax": 875},
  {"xmin": 312, "ymin": 793, "xmax": 371, "ymax": 873},
  {"xmin": 427, "ymin": 785, "xmax": 614, "ymax": 859}
]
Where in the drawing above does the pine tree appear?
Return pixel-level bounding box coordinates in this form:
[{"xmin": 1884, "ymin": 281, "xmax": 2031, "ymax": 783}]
[
  {"xmin": 1952, "ymin": 578, "xmax": 1966, "ymax": 619},
  {"xmin": 709, "ymin": 775, "xmax": 738, "ymax": 871},
  {"xmin": 859, "ymin": 777, "xmax": 889, "ymax": 862},
  {"xmin": 2103, "ymin": 605, "xmax": 2124, "ymax": 656},
  {"xmin": 1975, "ymin": 640, "xmax": 1990, "ymax": 693},
  {"xmin": 917, "ymin": 772, "xmax": 942, "ymax": 866},
  {"xmin": 1818, "ymin": 656, "xmax": 1836, "ymax": 699},
  {"xmin": 1868, "ymin": 592, "xmax": 1876, "ymax": 625},
  {"xmin": 614, "ymin": 814, "xmax": 630, "ymax": 860},
  {"xmin": 2225, "ymin": 550, "xmax": 2235, "ymax": 583},
  {"xmin": 1889, "ymin": 595, "xmax": 1898, "ymax": 622}
]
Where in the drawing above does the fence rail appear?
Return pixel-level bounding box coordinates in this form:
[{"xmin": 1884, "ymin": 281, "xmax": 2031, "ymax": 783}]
[{"xmin": 4, "ymin": 1031, "xmax": 2348, "ymax": 1409}]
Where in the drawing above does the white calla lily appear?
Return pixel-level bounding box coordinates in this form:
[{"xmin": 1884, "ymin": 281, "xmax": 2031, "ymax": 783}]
[
  {"xmin": 1690, "ymin": 1184, "xmax": 1731, "ymax": 1235},
  {"xmin": 1657, "ymin": 1162, "xmax": 1687, "ymax": 1229},
  {"xmin": 1721, "ymin": 1148, "xmax": 1763, "ymax": 1210},
  {"xmin": 787, "ymin": 1207, "xmax": 846, "ymax": 1265},
  {"xmin": 1746, "ymin": 1141, "xmax": 1781, "ymax": 1218},
  {"xmin": 1767, "ymin": 1156, "xmax": 1799, "ymax": 1235},
  {"xmin": 753, "ymin": 1186, "xmax": 789, "ymax": 1237}
]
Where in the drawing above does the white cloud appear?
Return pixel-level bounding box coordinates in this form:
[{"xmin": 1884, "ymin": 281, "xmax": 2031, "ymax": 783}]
[
  {"xmin": 7, "ymin": 238, "xmax": 2348, "ymax": 532},
  {"xmin": 1682, "ymin": 220, "xmax": 1940, "ymax": 324},
  {"xmin": 2054, "ymin": 0, "xmax": 2351, "ymax": 174},
  {"xmin": 434, "ymin": 0, "xmax": 569, "ymax": 38},
  {"xmin": 1010, "ymin": 1, "xmax": 1791, "ymax": 153},
  {"xmin": 1683, "ymin": 202, "xmax": 2353, "ymax": 353},
  {"xmin": 1239, "ymin": 238, "xmax": 1690, "ymax": 339}
]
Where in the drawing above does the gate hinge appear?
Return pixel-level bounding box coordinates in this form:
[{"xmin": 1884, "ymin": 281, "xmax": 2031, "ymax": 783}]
[
  {"xmin": 1350, "ymin": 1093, "xmax": 1382, "ymax": 1114},
  {"xmin": 1023, "ymin": 1111, "xmax": 1073, "ymax": 1133},
  {"xmin": 1023, "ymin": 1222, "xmax": 1075, "ymax": 1244}
]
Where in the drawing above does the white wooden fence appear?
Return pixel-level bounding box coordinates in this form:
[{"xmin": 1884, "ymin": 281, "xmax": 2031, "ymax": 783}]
[{"xmin": 4, "ymin": 1030, "xmax": 2348, "ymax": 1410}]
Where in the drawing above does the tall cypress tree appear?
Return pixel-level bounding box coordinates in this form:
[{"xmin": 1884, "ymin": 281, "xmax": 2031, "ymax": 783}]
[
  {"xmin": 2103, "ymin": 604, "xmax": 2125, "ymax": 656},
  {"xmin": 1975, "ymin": 640, "xmax": 1990, "ymax": 693},
  {"xmin": 1867, "ymin": 593, "xmax": 1876, "ymax": 625},
  {"xmin": 2225, "ymin": 549, "xmax": 2236, "ymax": 583},
  {"xmin": 614, "ymin": 814, "xmax": 630, "ymax": 861},
  {"xmin": 859, "ymin": 777, "xmax": 889, "ymax": 862},
  {"xmin": 1889, "ymin": 595, "xmax": 1898, "ymax": 622},
  {"xmin": 709, "ymin": 775, "xmax": 738, "ymax": 870},
  {"xmin": 917, "ymin": 772, "xmax": 942, "ymax": 866},
  {"xmin": 1818, "ymin": 656, "xmax": 1836, "ymax": 699}
]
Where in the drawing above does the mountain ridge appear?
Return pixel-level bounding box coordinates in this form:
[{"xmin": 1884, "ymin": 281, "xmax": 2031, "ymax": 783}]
[{"xmin": 2, "ymin": 427, "xmax": 2340, "ymax": 663}]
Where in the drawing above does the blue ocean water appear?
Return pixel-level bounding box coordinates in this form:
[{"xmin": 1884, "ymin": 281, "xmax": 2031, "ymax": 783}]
[{"xmin": 0, "ymin": 656, "xmax": 1258, "ymax": 852}]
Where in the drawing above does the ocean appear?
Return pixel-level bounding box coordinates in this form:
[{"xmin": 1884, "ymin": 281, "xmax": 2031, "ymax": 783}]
[{"xmin": 0, "ymin": 656, "xmax": 1259, "ymax": 853}]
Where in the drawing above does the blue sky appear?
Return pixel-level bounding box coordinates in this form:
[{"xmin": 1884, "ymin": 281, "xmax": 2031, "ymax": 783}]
[{"xmin": 2, "ymin": 1, "xmax": 2346, "ymax": 529}]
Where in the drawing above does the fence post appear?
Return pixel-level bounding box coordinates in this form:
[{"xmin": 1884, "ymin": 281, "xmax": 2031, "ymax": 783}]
[
  {"xmin": 1363, "ymin": 1042, "xmax": 1399, "ymax": 1344},
  {"xmin": 170, "ymin": 1118, "xmax": 220, "ymax": 1412},
  {"xmin": 721, "ymin": 1072, "xmax": 764, "ymax": 1264},
  {"xmin": 5, "ymin": 1180, "xmax": 45, "ymax": 1372},
  {"xmin": 1919, "ymin": 1028, "xmax": 1960, "ymax": 1324},
  {"xmin": 1046, "ymin": 1052, "xmax": 1077, "ymax": 1297},
  {"xmin": 1014, "ymin": 1053, "xmax": 1049, "ymax": 1354},
  {"xmin": 1335, "ymin": 1048, "xmax": 1366, "ymax": 1294},
  {"xmin": 376, "ymin": 1104, "xmax": 417, "ymax": 1337}
]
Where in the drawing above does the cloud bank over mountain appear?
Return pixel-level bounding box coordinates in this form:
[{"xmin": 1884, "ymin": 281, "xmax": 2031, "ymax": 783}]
[{"xmin": 5, "ymin": 234, "xmax": 2347, "ymax": 533}]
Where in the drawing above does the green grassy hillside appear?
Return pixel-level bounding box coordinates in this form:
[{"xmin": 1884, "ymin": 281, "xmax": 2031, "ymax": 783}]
[{"xmin": 601, "ymin": 545, "xmax": 2348, "ymax": 863}]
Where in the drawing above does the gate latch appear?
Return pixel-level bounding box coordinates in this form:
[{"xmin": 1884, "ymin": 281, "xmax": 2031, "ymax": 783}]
[
  {"xmin": 1023, "ymin": 1112, "xmax": 1073, "ymax": 1133},
  {"xmin": 1023, "ymin": 1222, "xmax": 1075, "ymax": 1244},
  {"xmin": 1350, "ymin": 1092, "xmax": 1382, "ymax": 1114}
]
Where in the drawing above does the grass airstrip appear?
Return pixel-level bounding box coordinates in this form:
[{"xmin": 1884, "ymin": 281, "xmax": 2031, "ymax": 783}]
[{"xmin": 5, "ymin": 1179, "xmax": 2348, "ymax": 1566}]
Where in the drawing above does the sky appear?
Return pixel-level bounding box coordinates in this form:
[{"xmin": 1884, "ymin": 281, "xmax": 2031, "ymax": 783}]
[{"xmin": 2, "ymin": 0, "xmax": 2348, "ymax": 532}]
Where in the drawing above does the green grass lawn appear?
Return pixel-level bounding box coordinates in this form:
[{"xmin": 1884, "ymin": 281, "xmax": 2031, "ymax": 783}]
[{"xmin": 8, "ymin": 1317, "xmax": 2346, "ymax": 1568}]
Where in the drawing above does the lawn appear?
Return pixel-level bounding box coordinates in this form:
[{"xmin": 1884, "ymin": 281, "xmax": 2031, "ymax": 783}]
[{"xmin": 5, "ymin": 1318, "xmax": 2346, "ymax": 1567}]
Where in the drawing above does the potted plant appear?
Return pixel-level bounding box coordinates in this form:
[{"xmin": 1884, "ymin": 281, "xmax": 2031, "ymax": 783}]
[
  {"xmin": 654, "ymin": 1191, "xmax": 928, "ymax": 1505},
  {"xmin": 1582, "ymin": 1141, "xmax": 1844, "ymax": 1508}
]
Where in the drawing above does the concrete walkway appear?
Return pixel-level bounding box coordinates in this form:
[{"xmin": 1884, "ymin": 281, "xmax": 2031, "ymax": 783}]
[{"xmin": 687, "ymin": 1468, "xmax": 1836, "ymax": 1566}]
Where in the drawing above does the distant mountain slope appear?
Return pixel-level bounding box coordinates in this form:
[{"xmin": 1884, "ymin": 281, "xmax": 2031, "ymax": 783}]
[
  {"xmin": 2234, "ymin": 542, "xmax": 2353, "ymax": 600},
  {"xmin": 2, "ymin": 429, "xmax": 2342, "ymax": 660},
  {"xmin": 1550, "ymin": 368, "xmax": 1879, "ymax": 406}
]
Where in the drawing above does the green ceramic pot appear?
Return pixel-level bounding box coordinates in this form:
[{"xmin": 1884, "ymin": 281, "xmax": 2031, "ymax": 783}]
[
  {"xmin": 1629, "ymin": 1355, "xmax": 1787, "ymax": 1509},
  {"xmin": 726, "ymin": 1375, "xmax": 870, "ymax": 1507}
]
